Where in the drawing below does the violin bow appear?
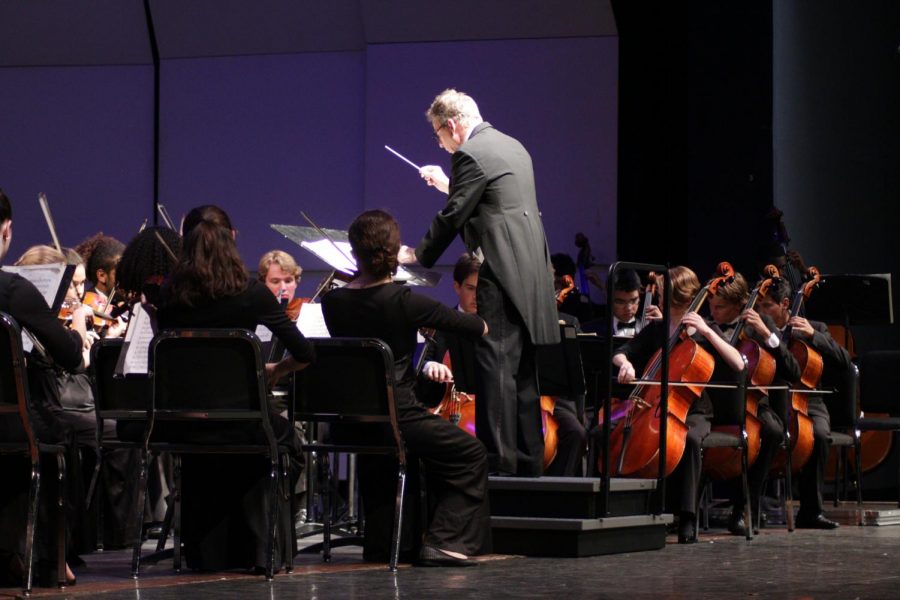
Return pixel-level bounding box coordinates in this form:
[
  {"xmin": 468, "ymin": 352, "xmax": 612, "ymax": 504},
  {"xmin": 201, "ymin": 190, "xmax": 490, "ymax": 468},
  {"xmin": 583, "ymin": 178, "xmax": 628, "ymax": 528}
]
[
  {"xmin": 153, "ymin": 230, "xmax": 179, "ymax": 264},
  {"xmin": 157, "ymin": 203, "xmax": 178, "ymax": 231},
  {"xmin": 300, "ymin": 210, "xmax": 357, "ymax": 273},
  {"xmin": 37, "ymin": 193, "xmax": 63, "ymax": 253}
]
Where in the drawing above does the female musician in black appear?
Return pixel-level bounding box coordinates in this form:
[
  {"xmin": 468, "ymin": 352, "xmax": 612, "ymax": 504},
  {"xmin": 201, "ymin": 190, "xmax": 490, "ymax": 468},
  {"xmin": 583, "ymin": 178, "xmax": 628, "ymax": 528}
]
[
  {"xmin": 0, "ymin": 190, "xmax": 88, "ymax": 585},
  {"xmin": 322, "ymin": 209, "xmax": 491, "ymax": 567},
  {"xmin": 154, "ymin": 204, "xmax": 314, "ymax": 572}
]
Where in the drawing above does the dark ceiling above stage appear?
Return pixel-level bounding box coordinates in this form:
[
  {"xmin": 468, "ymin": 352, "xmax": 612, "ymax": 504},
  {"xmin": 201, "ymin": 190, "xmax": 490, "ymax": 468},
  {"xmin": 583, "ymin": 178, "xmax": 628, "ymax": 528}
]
[
  {"xmin": 0, "ymin": 0, "xmax": 152, "ymax": 66},
  {"xmin": 0, "ymin": 0, "xmax": 616, "ymax": 65}
]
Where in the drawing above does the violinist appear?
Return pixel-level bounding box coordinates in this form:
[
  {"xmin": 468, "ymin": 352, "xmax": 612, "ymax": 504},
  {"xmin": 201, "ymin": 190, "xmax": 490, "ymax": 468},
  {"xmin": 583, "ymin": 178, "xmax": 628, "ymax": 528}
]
[
  {"xmin": 612, "ymin": 266, "xmax": 745, "ymax": 543},
  {"xmin": 0, "ymin": 191, "xmax": 86, "ymax": 586},
  {"xmin": 258, "ymin": 250, "xmax": 301, "ymax": 305},
  {"xmin": 756, "ymin": 277, "xmax": 847, "ymax": 529},
  {"xmin": 74, "ymin": 233, "xmax": 126, "ymax": 337},
  {"xmin": 148, "ymin": 204, "xmax": 314, "ymax": 573},
  {"xmin": 116, "ymin": 225, "xmax": 183, "ymax": 310},
  {"xmin": 322, "ymin": 210, "xmax": 491, "ymax": 567},
  {"xmin": 706, "ymin": 270, "xmax": 801, "ymax": 536}
]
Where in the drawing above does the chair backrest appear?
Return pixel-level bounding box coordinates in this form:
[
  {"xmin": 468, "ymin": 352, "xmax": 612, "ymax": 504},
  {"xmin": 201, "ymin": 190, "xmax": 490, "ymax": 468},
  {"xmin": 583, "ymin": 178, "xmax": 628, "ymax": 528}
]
[
  {"xmin": 823, "ymin": 362, "xmax": 859, "ymax": 430},
  {"xmin": 149, "ymin": 329, "xmax": 270, "ymax": 422},
  {"xmin": 90, "ymin": 337, "xmax": 151, "ymax": 418},
  {"xmin": 0, "ymin": 311, "xmax": 37, "ymax": 453},
  {"xmin": 859, "ymin": 351, "xmax": 900, "ymax": 416},
  {"xmin": 294, "ymin": 337, "xmax": 404, "ymax": 462}
]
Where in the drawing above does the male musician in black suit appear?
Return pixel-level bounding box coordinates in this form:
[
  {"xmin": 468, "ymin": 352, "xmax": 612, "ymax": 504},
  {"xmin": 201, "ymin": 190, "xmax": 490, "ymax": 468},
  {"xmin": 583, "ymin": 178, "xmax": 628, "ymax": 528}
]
[
  {"xmin": 706, "ymin": 270, "xmax": 802, "ymax": 535},
  {"xmin": 757, "ymin": 277, "xmax": 847, "ymax": 529},
  {"xmin": 399, "ymin": 89, "xmax": 560, "ymax": 477}
]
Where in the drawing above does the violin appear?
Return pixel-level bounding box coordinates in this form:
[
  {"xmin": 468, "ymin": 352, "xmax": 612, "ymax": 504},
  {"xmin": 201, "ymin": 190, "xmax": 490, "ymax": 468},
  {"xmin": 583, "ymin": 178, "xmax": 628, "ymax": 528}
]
[
  {"xmin": 770, "ymin": 266, "xmax": 819, "ymax": 475},
  {"xmin": 600, "ymin": 269, "xmax": 729, "ymax": 478},
  {"xmin": 703, "ymin": 262, "xmax": 779, "ymax": 481}
]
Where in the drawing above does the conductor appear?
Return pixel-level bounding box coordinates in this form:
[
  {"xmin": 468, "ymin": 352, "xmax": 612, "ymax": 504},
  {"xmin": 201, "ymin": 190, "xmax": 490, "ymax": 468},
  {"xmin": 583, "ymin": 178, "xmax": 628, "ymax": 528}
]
[{"xmin": 399, "ymin": 89, "xmax": 559, "ymax": 476}]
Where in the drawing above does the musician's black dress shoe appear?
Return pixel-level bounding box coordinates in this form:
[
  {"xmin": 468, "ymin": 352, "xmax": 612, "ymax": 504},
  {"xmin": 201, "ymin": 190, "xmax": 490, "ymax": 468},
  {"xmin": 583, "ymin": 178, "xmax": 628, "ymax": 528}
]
[
  {"xmin": 796, "ymin": 513, "xmax": 840, "ymax": 530},
  {"xmin": 727, "ymin": 512, "xmax": 747, "ymax": 536},
  {"xmin": 414, "ymin": 545, "xmax": 478, "ymax": 567},
  {"xmin": 677, "ymin": 512, "xmax": 697, "ymax": 544}
]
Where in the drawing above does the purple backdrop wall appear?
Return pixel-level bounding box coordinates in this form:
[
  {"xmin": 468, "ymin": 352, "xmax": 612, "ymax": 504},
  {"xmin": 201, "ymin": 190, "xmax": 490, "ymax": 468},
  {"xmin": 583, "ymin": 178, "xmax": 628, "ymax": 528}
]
[
  {"xmin": 0, "ymin": 65, "xmax": 154, "ymax": 252},
  {"xmin": 1, "ymin": 34, "xmax": 616, "ymax": 307}
]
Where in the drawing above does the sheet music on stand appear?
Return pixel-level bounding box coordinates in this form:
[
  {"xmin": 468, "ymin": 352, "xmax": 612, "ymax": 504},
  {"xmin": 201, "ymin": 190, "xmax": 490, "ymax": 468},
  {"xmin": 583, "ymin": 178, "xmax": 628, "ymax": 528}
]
[
  {"xmin": 115, "ymin": 303, "xmax": 158, "ymax": 376},
  {"xmin": 2, "ymin": 263, "xmax": 74, "ymax": 353},
  {"xmin": 271, "ymin": 224, "xmax": 441, "ymax": 287}
]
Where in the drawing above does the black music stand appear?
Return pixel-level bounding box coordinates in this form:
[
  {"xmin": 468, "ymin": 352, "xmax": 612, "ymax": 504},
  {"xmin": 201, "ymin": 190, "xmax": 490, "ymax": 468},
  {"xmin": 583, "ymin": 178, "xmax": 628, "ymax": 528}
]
[
  {"xmin": 805, "ymin": 273, "xmax": 894, "ymax": 330},
  {"xmin": 271, "ymin": 224, "xmax": 441, "ymax": 287}
]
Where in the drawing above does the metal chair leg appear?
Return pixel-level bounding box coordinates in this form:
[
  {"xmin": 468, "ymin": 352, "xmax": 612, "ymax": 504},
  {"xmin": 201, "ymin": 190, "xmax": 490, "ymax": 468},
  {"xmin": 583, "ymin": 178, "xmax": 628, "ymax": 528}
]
[
  {"xmin": 741, "ymin": 448, "xmax": 752, "ymax": 541},
  {"xmin": 266, "ymin": 456, "xmax": 278, "ymax": 581},
  {"xmin": 172, "ymin": 455, "xmax": 182, "ymax": 573},
  {"xmin": 131, "ymin": 450, "xmax": 150, "ymax": 579},
  {"xmin": 784, "ymin": 447, "xmax": 795, "ymax": 532},
  {"xmin": 23, "ymin": 457, "xmax": 41, "ymax": 597},
  {"xmin": 155, "ymin": 494, "xmax": 174, "ymax": 553},
  {"xmin": 56, "ymin": 451, "xmax": 67, "ymax": 589},
  {"xmin": 390, "ymin": 464, "xmax": 407, "ymax": 573},
  {"xmin": 322, "ymin": 453, "xmax": 332, "ymax": 563}
]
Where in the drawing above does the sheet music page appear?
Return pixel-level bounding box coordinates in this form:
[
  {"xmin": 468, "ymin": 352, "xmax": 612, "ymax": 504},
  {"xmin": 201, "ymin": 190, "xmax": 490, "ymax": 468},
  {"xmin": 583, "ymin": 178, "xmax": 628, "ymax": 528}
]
[
  {"xmin": 296, "ymin": 302, "xmax": 330, "ymax": 338},
  {"xmin": 299, "ymin": 239, "xmax": 414, "ymax": 282},
  {"xmin": 2, "ymin": 264, "xmax": 66, "ymax": 308},
  {"xmin": 254, "ymin": 324, "xmax": 273, "ymax": 342},
  {"xmin": 300, "ymin": 239, "xmax": 356, "ymax": 274},
  {"xmin": 117, "ymin": 303, "xmax": 156, "ymax": 375},
  {"xmin": 21, "ymin": 329, "xmax": 34, "ymax": 353}
]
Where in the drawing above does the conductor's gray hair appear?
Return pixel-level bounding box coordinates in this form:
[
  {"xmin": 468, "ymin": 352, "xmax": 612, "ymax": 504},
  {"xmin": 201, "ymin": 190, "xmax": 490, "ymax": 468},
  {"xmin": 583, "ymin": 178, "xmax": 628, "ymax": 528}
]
[{"xmin": 426, "ymin": 89, "xmax": 483, "ymax": 130}]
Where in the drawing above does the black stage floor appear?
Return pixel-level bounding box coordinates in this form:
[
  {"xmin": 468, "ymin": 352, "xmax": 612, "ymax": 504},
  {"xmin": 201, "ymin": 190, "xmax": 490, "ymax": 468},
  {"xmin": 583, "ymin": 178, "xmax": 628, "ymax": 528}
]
[{"xmin": 3, "ymin": 523, "xmax": 899, "ymax": 599}]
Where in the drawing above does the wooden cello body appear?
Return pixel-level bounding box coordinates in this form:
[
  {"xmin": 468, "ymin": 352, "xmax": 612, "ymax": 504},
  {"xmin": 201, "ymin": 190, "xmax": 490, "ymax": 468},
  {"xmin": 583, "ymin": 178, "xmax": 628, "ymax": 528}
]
[{"xmin": 604, "ymin": 339, "xmax": 714, "ymax": 477}]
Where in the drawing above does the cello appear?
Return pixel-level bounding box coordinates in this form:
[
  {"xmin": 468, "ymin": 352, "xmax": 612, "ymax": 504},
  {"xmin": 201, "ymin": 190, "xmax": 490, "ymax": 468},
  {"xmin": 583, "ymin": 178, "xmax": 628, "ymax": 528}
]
[
  {"xmin": 600, "ymin": 268, "xmax": 731, "ymax": 478},
  {"xmin": 703, "ymin": 263, "xmax": 779, "ymax": 480},
  {"xmin": 769, "ymin": 266, "xmax": 819, "ymax": 474}
]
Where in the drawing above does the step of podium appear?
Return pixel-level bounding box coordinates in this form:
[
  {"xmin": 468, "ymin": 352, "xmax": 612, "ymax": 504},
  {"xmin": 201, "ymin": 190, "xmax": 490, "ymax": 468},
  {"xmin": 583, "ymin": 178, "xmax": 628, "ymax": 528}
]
[
  {"xmin": 488, "ymin": 476, "xmax": 672, "ymax": 557},
  {"xmin": 489, "ymin": 476, "xmax": 656, "ymax": 519}
]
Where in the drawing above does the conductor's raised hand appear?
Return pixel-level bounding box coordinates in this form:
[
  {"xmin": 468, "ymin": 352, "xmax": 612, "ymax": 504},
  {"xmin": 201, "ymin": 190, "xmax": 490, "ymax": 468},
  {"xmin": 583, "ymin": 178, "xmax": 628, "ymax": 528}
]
[{"xmin": 419, "ymin": 165, "xmax": 450, "ymax": 194}]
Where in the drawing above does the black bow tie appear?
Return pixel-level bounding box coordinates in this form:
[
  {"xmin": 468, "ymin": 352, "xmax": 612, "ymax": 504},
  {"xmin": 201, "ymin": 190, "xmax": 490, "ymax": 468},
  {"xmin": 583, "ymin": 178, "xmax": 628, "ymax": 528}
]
[{"xmin": 616, "ymin": 320, "xmax": 637, "ymax": 331}]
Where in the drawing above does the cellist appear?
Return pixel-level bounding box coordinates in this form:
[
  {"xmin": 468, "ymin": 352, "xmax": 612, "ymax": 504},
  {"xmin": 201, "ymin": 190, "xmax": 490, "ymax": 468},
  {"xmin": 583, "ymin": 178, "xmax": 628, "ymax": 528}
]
[
  {"xmin": 705, "ymin": 269, "xmax": 802, "ymax": 536},
  {"xmin": 612, "ymin": 266, "xmax": 745, "ymax": 543},
  {"xmin": 757, "ymin": 276, "xmax": 848, "ymax": 529}
]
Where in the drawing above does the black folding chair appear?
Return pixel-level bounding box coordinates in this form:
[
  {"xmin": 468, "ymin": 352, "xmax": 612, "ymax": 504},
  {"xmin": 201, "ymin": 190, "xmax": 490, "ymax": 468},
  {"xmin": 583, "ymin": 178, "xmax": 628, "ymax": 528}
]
[
  {"xmin": 0, "ymin": 311, "xmax": 67, "ymax": 594},
  {"xmin": 130, "ymin": 329, "xmax": 293, "ymax": 580},
  {"xmin": 698, "ymin": 362, "xmax": 753, "ymax": 541},
  {"xmin": 87, "ymin": 337, "xmax": 171, "ymax": 563},
  {"xmin": 824, "ymin": 362, "xmax": 862, "ymax": 507},
  {"xmin": 293, "ymin": 337, "xmax": 406, "ymax": 572},
  {"xmin": 857, "ymin": 351, "xmax": 900, "ymax": 508}
]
